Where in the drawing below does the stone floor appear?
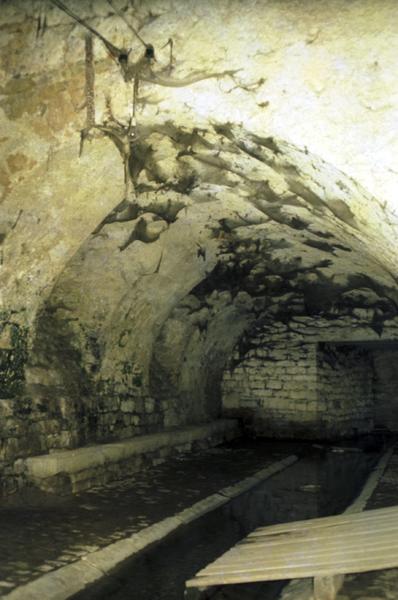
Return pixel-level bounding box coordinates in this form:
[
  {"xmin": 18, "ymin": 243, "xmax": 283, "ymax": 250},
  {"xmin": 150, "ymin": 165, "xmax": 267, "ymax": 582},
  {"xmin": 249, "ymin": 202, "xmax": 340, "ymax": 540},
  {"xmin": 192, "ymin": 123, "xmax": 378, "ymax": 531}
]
[
  {"xmin": 337, "ymin": 452, "xmax": 398, "ymax": 600},
  {"xmin": 0, "ymin": 439, "xmax": 293, "ymax": 597}
]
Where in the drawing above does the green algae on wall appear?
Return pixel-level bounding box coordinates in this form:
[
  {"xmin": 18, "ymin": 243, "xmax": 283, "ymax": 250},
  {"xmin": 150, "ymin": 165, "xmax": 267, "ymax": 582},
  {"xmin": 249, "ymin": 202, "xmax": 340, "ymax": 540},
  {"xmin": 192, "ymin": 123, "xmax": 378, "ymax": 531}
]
[{"xmin": 0, "ymin": 314, "xmax": 28, "ymax": 399}]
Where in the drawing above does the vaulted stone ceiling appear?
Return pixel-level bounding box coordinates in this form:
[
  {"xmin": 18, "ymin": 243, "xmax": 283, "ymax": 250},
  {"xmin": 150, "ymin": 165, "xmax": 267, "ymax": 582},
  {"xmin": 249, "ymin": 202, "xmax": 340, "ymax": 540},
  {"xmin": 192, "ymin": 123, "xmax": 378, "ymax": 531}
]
[{"xmin": 1, "ymin": 0, "xmax": 398, "ymax": 443}]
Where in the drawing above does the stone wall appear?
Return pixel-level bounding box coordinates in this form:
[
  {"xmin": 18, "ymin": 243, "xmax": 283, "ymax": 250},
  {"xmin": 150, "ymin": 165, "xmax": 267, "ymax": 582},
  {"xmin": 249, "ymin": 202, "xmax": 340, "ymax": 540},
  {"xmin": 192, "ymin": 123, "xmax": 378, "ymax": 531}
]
[
  {"xmin": 373, "ymin": 349, "xmax": 398, "ymax": 431},
  {"xmin": 223, "ymin": 342, "xmax": 318, "ymax": 437},
  {"xmin": 317, "ymin": 344, "xmax": 374, "ymax": 437},
  {"xmin": 222, "ymin": 317, "xmax": 398, "ymax": 439}
]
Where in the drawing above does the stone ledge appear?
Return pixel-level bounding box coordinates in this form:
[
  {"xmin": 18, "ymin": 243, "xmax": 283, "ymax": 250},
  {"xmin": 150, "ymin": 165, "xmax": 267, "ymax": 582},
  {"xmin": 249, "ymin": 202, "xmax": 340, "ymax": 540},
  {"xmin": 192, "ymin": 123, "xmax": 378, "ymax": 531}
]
[{"xmin": 24, "ymin": 419, "xmax": 240, "ymax": 494}]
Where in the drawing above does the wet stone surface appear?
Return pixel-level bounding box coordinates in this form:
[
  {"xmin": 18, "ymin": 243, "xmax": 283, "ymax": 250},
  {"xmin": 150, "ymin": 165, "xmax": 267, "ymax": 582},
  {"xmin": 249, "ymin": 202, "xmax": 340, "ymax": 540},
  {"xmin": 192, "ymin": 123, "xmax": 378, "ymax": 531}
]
[
  {"xmin": 73, "ymin": 440, "xmax": 380, "ymax": 600},
  {"xmin": 0, "ymin": 439, "xmax": 291, "ymax": 595}
]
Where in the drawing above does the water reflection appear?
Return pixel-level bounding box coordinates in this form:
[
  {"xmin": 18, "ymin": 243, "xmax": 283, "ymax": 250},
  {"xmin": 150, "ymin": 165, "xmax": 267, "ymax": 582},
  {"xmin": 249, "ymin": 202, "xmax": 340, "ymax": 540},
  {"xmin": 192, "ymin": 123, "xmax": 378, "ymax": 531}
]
[{"xmin": 73, "ymin": 443, "xmax": 380, "ymax": 600}]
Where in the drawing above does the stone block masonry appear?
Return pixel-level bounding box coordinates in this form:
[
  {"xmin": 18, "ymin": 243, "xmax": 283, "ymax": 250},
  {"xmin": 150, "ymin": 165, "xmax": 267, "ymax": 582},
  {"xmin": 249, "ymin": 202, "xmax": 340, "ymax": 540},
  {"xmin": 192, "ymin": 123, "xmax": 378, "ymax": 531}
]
[
  {"xmin": 222, "ymin": 316, "xmax": 398, "ymax": 439},
  {"xmin": 223, "ymin": 342, "xmax": 318, "ymax": 438},
  {"xmin": 317, "ymin": 343, "xmax": 374, "ymax": 438}
]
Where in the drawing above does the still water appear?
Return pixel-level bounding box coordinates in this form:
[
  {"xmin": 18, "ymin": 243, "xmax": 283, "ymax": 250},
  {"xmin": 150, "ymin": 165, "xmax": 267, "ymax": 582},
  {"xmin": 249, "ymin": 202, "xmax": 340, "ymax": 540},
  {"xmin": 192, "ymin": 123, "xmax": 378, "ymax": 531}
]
[{"xmin": 73, "ymin": 441, "xmax": 381, "ymax": 600}]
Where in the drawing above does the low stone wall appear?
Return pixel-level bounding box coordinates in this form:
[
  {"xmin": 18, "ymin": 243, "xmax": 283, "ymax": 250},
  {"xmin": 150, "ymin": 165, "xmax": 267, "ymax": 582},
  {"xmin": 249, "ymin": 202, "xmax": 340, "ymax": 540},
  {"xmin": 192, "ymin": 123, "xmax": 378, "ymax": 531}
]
[{"xmin": 23, "ymin": 419, "xmax": 240, "ymax": 495}]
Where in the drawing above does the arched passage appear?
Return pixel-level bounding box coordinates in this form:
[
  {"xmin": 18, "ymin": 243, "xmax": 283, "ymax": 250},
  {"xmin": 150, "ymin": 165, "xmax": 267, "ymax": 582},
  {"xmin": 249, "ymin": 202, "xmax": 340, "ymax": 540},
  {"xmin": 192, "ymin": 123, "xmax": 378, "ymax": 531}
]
[
  {"xmin": 1, "ymin": 0, "xmax": 398, "ymax": 496},
  {"xmin": 14, "ymin": 125, "xmax": 398, "ymax": 461}
]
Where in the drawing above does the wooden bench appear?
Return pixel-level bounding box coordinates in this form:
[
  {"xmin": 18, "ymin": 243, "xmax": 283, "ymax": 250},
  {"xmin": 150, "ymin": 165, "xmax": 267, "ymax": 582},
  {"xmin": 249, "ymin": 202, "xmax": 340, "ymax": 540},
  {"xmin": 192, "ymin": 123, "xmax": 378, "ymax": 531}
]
[{"xmin": 185, "ymin": 505, "xmax": 398, "ymax": 600}]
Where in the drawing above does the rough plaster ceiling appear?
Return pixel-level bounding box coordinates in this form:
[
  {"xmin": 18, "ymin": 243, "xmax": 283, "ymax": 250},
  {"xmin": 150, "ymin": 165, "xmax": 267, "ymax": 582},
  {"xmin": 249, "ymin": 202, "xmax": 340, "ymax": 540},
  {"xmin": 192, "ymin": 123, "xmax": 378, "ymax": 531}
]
[{"xmin": 1, "ymin": 0, "xmax": 398, "ymax": 424}]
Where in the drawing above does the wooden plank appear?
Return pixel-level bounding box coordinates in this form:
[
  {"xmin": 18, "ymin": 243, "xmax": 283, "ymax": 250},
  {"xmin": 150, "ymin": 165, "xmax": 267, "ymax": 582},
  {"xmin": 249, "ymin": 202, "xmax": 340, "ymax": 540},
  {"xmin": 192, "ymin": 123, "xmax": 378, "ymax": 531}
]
[
  {"xmin": 248, "ymin": 516, "xmax": 398, "ymax": 540},
  {"xmin": 249, "ymin": 513, "xmax": 398, "ymax": 539},
  {"xmin": 202, "ymin": 536, "xmax": 398, "ymax": 571},
  {"xmin": 186, "ymin": 553, "xmax": 398, "ymax": 587},
  {"xmin": 240, "ymin": 516, "xmax": 398, "ymax": 542},
  {"xmin": 200, "ymin": 535, "xmax": 398, "ymax": 568},
  {"xmin": 253, "ymin": 504, "xmax": 398, "ymax": 530},
  {"xmin": 229, "ymin": 523, "xmax": 398, "ymax": 554},
  {"xmin": 197, "ymin": 524, "xmax": 398, "ymax": 573},
  {"xmin": 198, "ymin": 542, "xmax": 398, "ymax": 576},
  {"xmin": 205, "ymin": 537, "xmax": 398, "ymax": 571},
  {"xmin": 187, "ymin": 505, "xmax": 398, "ymax": 587},
  {"xmin": 249, "ymin": 505, "xmax": 398, "ymax": 537}
]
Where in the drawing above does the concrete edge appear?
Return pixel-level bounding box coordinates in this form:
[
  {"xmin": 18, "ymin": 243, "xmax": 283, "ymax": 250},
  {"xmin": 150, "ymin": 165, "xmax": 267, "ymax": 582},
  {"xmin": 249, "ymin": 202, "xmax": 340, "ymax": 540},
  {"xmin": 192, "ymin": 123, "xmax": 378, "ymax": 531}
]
[
  {"xmin": 278, "ymin": 443, "xmax": 396, "ymax": 600},
  {"xmin": 344, "ymin": 443, "xmax": 396, "ymax": 514},
  {"xmin": 3, "ymin": 454, "xmax": 298, "ymax": 600},
  {"xmin": 24, "ymin": 419, "xmax": 239, "ymax": 480}
]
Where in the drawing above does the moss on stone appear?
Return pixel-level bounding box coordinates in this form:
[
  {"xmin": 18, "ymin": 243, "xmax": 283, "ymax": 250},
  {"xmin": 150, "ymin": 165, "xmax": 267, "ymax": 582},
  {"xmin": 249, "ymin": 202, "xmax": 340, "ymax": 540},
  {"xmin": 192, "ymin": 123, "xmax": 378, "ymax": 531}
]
[
  {"xmin": 132, "ymin": 373, "xmax": 143, "ymax": 387},
  {"xmin": 0, "ymin": 314, "xmax": 28, "ymax": 399}
]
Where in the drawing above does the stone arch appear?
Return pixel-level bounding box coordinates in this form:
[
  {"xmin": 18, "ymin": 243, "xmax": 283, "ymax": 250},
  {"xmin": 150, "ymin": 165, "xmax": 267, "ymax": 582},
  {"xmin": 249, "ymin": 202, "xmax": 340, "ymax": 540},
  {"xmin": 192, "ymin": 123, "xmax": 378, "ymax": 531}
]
[{"xmin": 19, "ymin": 124, "xmax": 398, "ymax": 452}]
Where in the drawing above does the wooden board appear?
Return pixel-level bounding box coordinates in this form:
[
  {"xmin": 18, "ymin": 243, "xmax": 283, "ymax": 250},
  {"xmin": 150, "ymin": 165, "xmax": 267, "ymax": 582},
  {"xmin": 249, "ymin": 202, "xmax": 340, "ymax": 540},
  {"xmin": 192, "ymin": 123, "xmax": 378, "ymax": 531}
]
[{"xmin": 186, "ymin": 505, "xmax": 398, "ymax": 589}]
